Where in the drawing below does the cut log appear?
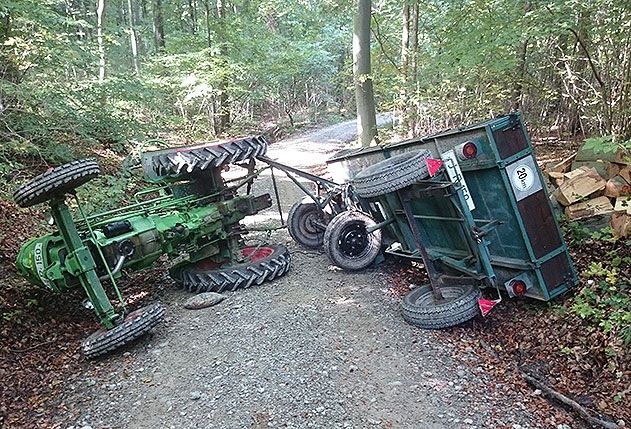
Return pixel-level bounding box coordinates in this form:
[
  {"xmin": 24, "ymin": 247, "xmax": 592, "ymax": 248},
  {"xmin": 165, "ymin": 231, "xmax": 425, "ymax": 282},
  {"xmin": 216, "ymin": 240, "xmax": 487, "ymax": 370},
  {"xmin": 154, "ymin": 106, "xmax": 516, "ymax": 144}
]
[
  {"xmin": 565, "ymin": 196, "xmax": 614, "ymax": 221},
  {"xmin": 605, "ymin": 176, "xmax": 631, "ymax": 198},
  {"xmin": 564, "ymin": 166, "xmax": 591, "ymax": 180},
  {"xmin": 619, "ymin": 165, "xmax": 631, "ymax": 184},
  {"xmin": 548, "ymin": 171, "xmax": 565, "ymax": 187},
  {"xmin": 607, "ymin": 162, "xmax": 622, "ymax": 179},
  {"xmin": 611, "ymin": 212, "xmax": 631, "ymax": 238},
  {"xmin": 556, "ymin": 167, "xmax": 607, "ymax": 206},
  {"xmin": 550, "ymin": 154, "xmax": 576, "ymax": 173},
  {"xmin": 614, "ymin": 197, "xmax": 631, "ymax": 214},
  {"xmin": 571, "ymin": 160, "xmax": 608, "ymax": 179}
]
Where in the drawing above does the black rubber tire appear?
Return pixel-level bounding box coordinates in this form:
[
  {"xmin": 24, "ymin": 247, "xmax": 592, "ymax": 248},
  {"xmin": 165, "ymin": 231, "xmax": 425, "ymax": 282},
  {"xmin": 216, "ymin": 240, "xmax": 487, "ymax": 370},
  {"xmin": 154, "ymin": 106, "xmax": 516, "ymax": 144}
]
[
  {"xmin": 13, "ymin": 159, "xmax": 101, "ymax": 208},
  {"xmin": 170, "ymin": 244, "xmax": 291, "ymax": 293},
  {"xmin": 287, "ymin": 198, "xmax": 329, "ymax": 249},
  {"xmin": 141, "ymin": 136, "xmax": 268, "ymax": 181},
  {"xmin": 401, "ymin": 284, "xmax": 480, "ymax": 329},
  {"xmin": 323, "ymin": 211, "xmax": 382, "ymax": 271},
  {"xmin": 82, "ymin": 303, "xmax": 165, "ymax": 359},
  {"xmin": 352, "ymin": 150, "xmax": 431, "ymax": 198}
]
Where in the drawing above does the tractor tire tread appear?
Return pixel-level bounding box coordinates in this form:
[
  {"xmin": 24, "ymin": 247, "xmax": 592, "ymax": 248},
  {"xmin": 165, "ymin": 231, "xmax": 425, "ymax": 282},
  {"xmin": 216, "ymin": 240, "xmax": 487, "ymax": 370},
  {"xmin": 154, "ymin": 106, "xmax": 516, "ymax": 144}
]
[
  {"xmin": 142, "ymin": 136, "xmax": 267, "ymax": 181},
  {"xmin": 170, "ymin": 245, "xmax": 291, "ymax": 293},
  {"xmin": 13, "ymin": 159, "xmax": 101, "ymax": 208},
  {"xmin": 82, "ymin": 303, "xmax": 165, "ymax": 359}
]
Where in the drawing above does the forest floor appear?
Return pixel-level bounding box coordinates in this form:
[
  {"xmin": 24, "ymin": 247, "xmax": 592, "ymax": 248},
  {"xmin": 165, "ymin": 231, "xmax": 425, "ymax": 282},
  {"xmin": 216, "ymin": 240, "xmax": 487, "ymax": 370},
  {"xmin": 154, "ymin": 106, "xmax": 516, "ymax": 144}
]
[{"xmin": 0, "ymin": 118, "xmax": 628, "ymax": 428}]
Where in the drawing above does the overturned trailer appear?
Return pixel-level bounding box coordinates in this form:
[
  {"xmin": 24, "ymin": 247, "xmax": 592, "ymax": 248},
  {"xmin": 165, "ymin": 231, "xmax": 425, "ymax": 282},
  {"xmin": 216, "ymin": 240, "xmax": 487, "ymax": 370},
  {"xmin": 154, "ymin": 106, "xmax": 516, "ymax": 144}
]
[{"xmin": 324, "ymin": 113, "xmax": 578, "ymax": 328}]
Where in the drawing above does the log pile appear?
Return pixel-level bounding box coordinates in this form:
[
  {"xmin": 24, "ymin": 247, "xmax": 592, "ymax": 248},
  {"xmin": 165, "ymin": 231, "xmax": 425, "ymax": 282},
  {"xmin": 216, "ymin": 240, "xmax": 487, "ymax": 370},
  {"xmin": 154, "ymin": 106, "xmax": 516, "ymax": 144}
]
[{"xmin": 544, "ymin": 145, "xmax": 631, "ymax": 237}]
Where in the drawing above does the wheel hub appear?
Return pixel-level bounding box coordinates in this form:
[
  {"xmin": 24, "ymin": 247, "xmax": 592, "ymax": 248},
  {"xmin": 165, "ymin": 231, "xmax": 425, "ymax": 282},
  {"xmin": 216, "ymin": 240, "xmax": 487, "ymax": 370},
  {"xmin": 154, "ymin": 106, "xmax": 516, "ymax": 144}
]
[
  {"xmin": 339, "ymin": 223, "xmax": 369, "ymax": 257},
  {"xmin": 302, "ymin": 211, "xmax": 323, "ymax": 235}
]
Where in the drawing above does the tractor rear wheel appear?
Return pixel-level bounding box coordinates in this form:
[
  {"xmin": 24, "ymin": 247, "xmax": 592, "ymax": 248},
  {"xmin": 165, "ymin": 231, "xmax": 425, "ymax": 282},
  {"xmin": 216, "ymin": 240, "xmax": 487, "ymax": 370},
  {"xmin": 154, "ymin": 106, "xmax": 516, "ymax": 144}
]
[
  {"xmin": 287, "ymin": 198, "xmax": 329, "ymax": 249},
  {"xmin": 141, "ymin": 136, "xmax": 268, "ymax": 181},
  {"xmin": 401, "ymin": 284, "xmax": 480, "ymax": 329},
  {"xmin": 13, "ymin": 159, "xmax": 101, "ymax": 208},
  {"xmin": 323, "ymin": 211, "xmax": 382, "ymax": 271},
  {"xmin": 82, "ymin": 303, "xmax": 165, "ymax": 359},
  {"xmin": 170, "ymin": 244, "xmax": 291, "ymax": 293},
  {"xmin": 352, "ymin": 150, "xmax": 431, "ymax": 198}
]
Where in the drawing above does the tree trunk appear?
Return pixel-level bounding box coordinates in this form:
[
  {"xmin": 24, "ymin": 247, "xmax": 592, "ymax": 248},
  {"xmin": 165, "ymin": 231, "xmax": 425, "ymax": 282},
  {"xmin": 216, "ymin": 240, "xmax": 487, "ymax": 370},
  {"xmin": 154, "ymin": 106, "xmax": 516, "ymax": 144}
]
[
  {"xmin": 410, "ymin": 2, "xmax": 419, "ymax": 79},
  {"xmin": 0, "ymin": 12, "xmax": 10, "ymax": 42},
  {"xmin": 152, "ymin": 0, "xmax": 165, "ymax": 50},
  {"xmin": 353, "ymin": 0, "xmax": 378, "ymax": 147},
  {"xmin": 127, "ymin": 0, "xmax": 140, "ymax": 74},
  {"xmin": 202, "ymin": 0, "xmax": 212, "ymax": 48},
  {"xmin": 511, "ymin": 0, "xmax": 531, "ymax": 112},
  {"xmin": 408, "ymin": 1, "xmax": 419, "ymax": 136},
  {"xmin": 215, "ymin": 0, "xmax": 230, "ymax": 134},
  {"xmin": 399, "ymin": 3, "xmax": 410, "ymax": 134},
  {"xmin": 188, "ymin": 0, "xmax": 197, "ymax": 34},
  {"xmin": 141, "ymin": 0, "xmax": 148, "ymax": 18},
  {"xmin": 96, "ymin": 0, "xmax": 107, "ymax": 81}
]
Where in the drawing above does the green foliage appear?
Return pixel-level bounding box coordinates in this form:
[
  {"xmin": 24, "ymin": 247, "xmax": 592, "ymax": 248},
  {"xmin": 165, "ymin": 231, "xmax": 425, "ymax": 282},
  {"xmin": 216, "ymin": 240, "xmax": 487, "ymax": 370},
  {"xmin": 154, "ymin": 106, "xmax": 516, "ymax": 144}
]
[
  {"xmin": 583, "ymin": 136, "xmax": 617, "ymax": 154},
  {"xmin": 76, "ymin": 174, "xmax": 134, "ymax": 214},
  {"xmin": 572, "ymin": 261, "xmax": 631, "ymax": 345}
]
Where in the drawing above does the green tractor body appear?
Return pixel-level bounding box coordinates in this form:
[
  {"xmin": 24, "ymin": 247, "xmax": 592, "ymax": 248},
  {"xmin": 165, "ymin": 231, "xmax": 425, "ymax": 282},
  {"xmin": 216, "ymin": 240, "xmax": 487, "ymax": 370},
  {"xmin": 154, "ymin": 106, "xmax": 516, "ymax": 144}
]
[{"xmin": 13, "ymin": 136, "xmax": 289, "ymax": 358}]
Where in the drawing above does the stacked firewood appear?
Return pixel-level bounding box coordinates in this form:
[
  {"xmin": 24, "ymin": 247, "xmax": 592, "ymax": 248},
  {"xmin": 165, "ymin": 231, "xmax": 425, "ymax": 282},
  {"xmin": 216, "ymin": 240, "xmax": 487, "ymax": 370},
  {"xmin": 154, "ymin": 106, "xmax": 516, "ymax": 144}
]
[{"xmin": 544, "ymin": 145, "xmax": 631, "ymax": 237}]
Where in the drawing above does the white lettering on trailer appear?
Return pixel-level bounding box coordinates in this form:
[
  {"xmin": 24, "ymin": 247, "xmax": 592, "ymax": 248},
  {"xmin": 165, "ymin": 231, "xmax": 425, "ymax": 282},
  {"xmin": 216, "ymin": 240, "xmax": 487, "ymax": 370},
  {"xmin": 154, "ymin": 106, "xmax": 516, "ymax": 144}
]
[
  {"xmin": 441, "ymin": 149, "xmax": 476, "ymax": 211},
  {"xmin": 34, "ymin": 242, "xmax": 53, "ymax": 289}
]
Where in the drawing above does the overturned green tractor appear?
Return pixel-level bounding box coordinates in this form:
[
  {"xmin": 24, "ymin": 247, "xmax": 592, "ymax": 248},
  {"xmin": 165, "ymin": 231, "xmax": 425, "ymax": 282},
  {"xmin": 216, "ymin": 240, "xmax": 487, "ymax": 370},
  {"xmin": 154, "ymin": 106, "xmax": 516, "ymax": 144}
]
[{"xmin": 14, "ymin": 137, "xmax": 291, "ymax": 358}]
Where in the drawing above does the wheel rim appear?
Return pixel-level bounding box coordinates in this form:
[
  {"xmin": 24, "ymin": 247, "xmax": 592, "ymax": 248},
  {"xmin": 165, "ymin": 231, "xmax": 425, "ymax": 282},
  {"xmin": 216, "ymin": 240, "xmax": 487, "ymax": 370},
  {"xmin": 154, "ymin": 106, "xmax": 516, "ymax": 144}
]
[
  {"xmin": 338, "ymin": 222, "xmax": 369, "ymax": 257},
  {"xmin": 191, "ymin": 246, "xmax": 275, "ymax": 271},
  {"xmin": 242, "ymin": 246, "xmax": 274, "ymax": 262},
  {"xmin": 412, "ymin": 285, "xmax": 472, "ymax": 308},
  {"xmin": 300, "ymin": 208, "xmax": 324, "ymax": 237}
]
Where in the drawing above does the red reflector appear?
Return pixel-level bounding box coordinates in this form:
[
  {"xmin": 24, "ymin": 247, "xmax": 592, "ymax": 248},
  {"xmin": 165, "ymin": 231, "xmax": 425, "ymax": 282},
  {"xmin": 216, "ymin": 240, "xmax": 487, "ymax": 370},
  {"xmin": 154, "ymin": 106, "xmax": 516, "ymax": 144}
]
[
  {"xmin": 462, "ymin": 142, "xmax": 478, "ymax": 159},
  {"xmin": 511, "ymin": 280, "xmax": 527, "ymax": 296}
]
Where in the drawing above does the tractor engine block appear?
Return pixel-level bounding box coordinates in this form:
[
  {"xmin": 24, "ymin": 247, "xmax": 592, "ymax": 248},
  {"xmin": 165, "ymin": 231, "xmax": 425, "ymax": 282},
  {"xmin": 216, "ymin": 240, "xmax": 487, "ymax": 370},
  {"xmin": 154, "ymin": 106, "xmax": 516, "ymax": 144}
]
[{"xmin": 16, "ymin": 193, "xmax": 272, "ymax": 292}]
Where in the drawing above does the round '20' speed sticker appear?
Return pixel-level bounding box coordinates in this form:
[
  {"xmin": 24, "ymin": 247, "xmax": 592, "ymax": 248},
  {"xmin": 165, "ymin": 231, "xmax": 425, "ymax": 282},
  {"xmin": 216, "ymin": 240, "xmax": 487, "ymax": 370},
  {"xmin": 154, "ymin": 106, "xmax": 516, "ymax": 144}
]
[{"xmin": 511, "ymin": 164, "xmax": 535, "ymax": 191}]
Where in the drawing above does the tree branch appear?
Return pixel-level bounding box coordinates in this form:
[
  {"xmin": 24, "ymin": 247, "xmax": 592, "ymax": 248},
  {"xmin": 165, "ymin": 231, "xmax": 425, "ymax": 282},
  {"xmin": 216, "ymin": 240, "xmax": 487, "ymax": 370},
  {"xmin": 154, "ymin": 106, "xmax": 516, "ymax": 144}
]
[
  {"xmin": 521, "ymin": 372, "xmax": 620, "ymax": 429},
  {"xmin": 567, "ymin": 27, "xmax": 605, "ymax": 89},
  {"xmin": 370, "ymin": 14, "xmax": 401, "ymax": 73}
]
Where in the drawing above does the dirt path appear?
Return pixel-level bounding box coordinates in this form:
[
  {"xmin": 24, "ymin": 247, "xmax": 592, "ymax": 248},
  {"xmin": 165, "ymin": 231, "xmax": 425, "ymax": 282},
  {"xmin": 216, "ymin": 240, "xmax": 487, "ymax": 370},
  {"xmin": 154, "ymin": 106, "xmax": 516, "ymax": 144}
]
[{"xmin": 55, "ymin": 119, "xmax": 543, "ymax": 429}]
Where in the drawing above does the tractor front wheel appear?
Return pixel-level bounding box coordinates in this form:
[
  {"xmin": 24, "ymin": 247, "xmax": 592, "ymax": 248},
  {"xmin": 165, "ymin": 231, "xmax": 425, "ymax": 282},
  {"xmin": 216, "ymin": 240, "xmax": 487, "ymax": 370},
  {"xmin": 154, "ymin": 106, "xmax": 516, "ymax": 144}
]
[
  {"xmin": 170, "ymin": 245, "xmax": 291, "ymax": 293},
  {"xmin": 82, "ymin": 303, "xmax": 165, "ymax": 359},
  {"xmin": 13, "ymin": 159, "xmax": 101, "ymax": 208},
  {"xmin": 401, "ymin": 284, "xmax": 480, "ymax": 329}
]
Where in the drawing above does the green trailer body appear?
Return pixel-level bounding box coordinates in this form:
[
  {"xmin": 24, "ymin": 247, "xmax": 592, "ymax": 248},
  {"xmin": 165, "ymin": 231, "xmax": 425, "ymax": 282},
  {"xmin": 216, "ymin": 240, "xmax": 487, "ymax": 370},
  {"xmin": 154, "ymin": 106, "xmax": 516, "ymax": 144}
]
[{"xmin": 327, "ymin": 114, "xmax": 578, "ymax": 301}]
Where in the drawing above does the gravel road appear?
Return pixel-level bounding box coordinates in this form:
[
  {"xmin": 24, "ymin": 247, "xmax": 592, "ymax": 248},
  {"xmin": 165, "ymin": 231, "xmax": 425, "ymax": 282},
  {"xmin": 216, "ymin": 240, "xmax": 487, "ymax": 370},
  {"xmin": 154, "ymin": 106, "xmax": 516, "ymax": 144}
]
[{"xmin": 57, "ymin": 119, "xmax": 543, "ymax": 429}]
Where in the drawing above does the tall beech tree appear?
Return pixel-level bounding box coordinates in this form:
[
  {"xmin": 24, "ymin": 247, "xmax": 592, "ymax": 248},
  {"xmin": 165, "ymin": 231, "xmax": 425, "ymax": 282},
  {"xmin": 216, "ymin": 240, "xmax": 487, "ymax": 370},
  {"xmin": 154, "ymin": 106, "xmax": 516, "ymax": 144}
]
[{"xmin": 353, "ymin": 0, "xmax": 378, "ymax": 147}]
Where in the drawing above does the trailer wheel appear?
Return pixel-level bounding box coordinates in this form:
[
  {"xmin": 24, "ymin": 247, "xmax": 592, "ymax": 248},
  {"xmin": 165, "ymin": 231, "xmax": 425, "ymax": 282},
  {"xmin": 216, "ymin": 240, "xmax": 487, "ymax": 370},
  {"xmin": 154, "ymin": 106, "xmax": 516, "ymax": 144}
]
[
  {"xmin": 401, "ymin": 284, "xmax": 480, "ymax": 329},
  {"xmin": 141, "ymin": 136, "xmax": 267, "ymax": 181},
  {"xmin": 323, "ymin": 211, "xmax": 382, "ymax": 271},
  {"xmin": 352, "ymin": 150, "xmax": 431, "ymax": 198},
  {"xmin": 82, "ymin": 303, "xmax": 165, "ymax": 359},
  {"xmin": 170, "ymin": 245, "xmax": 291, "ymax": 293},
  {"xmin": 288, "ymin": 198, "xmax": 329, "ymax": 249},
  {"xmin": 13, "ymin": 159, "xmax": 101, "ymax": 208}
]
